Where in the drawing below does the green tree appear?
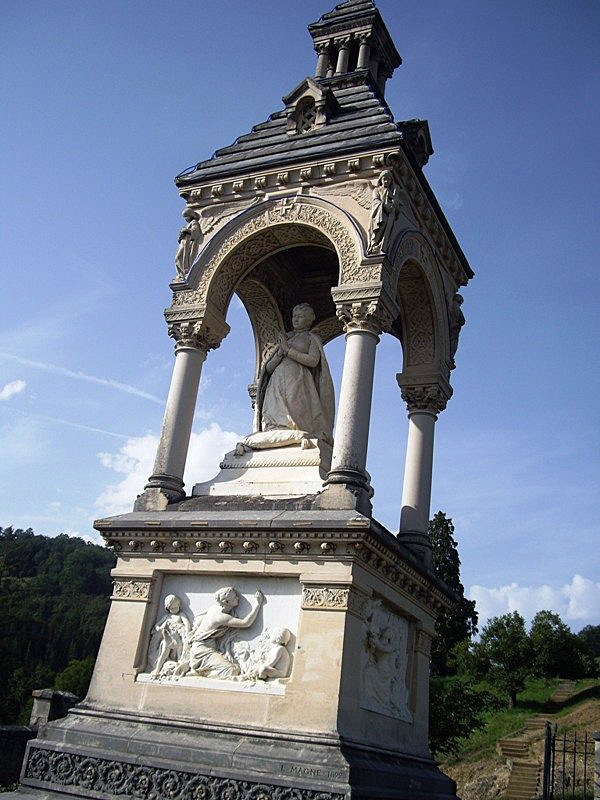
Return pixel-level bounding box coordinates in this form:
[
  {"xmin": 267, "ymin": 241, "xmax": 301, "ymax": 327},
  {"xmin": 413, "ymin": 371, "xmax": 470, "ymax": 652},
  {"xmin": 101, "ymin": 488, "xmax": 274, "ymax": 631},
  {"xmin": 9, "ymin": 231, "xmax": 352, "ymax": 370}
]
[
  {"xmin": 429, "ymin": 677, "xmax": 499, "ymax": 757},
  {"xmin": 577, "ymin": 624, "xmax": 600, "ymax": 659},
  {"xmin": 0, "ymin": 526, "xmax": 115, "ymax": 724},
  {"xmin": 429, "ymin": 512, "xmax": 478, "ymax": 676},
  {"xmin": 54, "ymin": 657, "xmax": 95, "ymax": 699},
  {"xmin": 472, "ymin": 611, "xmax": 532, "ymax": 707},
  {"xmin": 530, "ymin": 610, "xmax": 589, "ymax": 679}
]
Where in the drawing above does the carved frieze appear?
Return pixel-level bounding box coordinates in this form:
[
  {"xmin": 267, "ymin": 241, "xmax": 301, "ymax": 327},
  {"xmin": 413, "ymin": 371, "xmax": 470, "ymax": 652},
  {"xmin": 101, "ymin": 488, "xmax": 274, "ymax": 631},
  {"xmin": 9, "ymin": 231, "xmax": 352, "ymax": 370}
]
[
  {"xmin": 24, "ymin": 747, "xmax": 344, "ymax": 800},
  {"xmin": 301, "ymin": 585, "xmax": 368, "ymax": 617},
  {"xmin": 97, "ymin": 527, "xmax": 451, "ymax": 618},
  {"xmin": 111, "ymin": 578, "xmax": 153, "ymax": 602}
]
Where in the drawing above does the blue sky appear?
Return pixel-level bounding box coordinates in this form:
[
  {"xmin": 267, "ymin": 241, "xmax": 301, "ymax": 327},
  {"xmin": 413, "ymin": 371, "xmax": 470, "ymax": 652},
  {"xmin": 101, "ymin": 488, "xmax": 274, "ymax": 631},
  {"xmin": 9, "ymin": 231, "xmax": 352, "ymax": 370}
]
[{"xmin": 1, "ymin": 0, "xmax": 599, "ymax": 630}]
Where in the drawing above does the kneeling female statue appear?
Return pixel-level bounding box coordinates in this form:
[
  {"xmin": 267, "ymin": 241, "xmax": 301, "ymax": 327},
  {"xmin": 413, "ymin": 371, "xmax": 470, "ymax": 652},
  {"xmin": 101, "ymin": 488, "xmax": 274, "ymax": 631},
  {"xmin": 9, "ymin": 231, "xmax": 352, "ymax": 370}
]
[{"xmin": 243, "ymin": 303, "xmax": 334, "ymax": 451}]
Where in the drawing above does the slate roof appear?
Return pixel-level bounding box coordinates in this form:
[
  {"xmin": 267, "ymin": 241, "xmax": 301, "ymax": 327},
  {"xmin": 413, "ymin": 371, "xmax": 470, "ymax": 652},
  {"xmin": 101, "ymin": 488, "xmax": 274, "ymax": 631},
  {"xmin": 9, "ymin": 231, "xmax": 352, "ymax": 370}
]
[
  {"xmin": 308, "ymin": 0, "xmax": 379, "ymax": 32},
  {"xmin": 175, "ymin": 76, "xmax": 405, "ymax": 188}
]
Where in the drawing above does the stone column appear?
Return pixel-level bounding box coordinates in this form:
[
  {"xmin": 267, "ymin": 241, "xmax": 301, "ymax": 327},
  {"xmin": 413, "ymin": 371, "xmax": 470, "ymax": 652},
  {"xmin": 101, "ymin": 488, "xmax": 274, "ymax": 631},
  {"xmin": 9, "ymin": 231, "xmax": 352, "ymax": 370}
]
[
  {"xmin": 135, "ymin": 322, "xmax": 216, "ymax": 511},
  {"xmin": 334, "ymin": 37, "xmax": 351, "ymax": 75},
  {"xmin": 397, "ymin": 377, "xmax": 451, "ymax": 565},
  {"xmin": 317, "ymin": 303, "xmax": 386, "ymax": 514},
  {"xmin": 314, "ymin": 42, "xmax": 330, "ymax": 79},
  {"xmin": 356, "ymin": 33, "xmax": 371, "ymax": 70}
]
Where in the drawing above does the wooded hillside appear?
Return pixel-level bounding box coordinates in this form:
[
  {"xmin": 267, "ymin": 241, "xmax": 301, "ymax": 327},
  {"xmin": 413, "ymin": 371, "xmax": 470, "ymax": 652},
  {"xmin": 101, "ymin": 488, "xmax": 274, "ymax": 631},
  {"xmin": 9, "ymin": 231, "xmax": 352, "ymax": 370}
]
[{"xmin": 0, "ymin": 527, "xmax": 115, "ymax": 724}]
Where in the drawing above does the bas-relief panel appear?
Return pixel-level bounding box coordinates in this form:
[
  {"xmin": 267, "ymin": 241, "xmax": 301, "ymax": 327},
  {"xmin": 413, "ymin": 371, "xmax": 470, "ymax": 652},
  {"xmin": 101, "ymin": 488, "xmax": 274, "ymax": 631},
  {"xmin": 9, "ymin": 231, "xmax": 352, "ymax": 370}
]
[
  {"xmin": 137, "ymin": 575, "xmax": 301, "ymax": 695},
  {"xmin": 361, "ymin": 598, "xmax": 413, "ymax": 723}
]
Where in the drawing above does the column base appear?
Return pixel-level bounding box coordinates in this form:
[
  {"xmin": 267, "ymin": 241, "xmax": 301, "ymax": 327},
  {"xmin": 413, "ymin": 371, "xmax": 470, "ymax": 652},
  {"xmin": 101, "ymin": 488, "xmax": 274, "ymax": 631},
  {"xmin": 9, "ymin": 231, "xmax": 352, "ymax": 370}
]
[
  {"xmin": 18, "ymin": 708, "xmax": 458, "ymax": 800},
  {"xmin": 133, "ymin": 474, "xmax": 185, "ymax": 511},
  {"xmin": 314, "ymin": 468, "xmax": 374, "ymax": 515},
  {"xmin": 396, "ymin": 530, "xmax": 432, "ymax": 568}
]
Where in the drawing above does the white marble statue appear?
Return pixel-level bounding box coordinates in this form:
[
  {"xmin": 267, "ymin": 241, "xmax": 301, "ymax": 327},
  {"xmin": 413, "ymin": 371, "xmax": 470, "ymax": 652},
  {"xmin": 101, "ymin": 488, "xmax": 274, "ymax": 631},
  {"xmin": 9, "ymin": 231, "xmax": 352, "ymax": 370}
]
[
  {"xmin": 362, "ymin": 599, "xmax": 412, "ymax": 721},
  {"xmin": 175, "ymin": 207, "xmax": 203, "ymax": 279},
  {"xmin": 242, "ymin": 303, "xmax": 335, "ymax": 451},
  {"xmin": 367, "ymin": 169, "xmax": 401, "ymax": 254},
  {"xmin": 186, "ymin": 586, "xmax": 264, "ymax": 679},
  {"xmin": 147, "ymin": 594, "xmax": 192, "ymax": 676}
]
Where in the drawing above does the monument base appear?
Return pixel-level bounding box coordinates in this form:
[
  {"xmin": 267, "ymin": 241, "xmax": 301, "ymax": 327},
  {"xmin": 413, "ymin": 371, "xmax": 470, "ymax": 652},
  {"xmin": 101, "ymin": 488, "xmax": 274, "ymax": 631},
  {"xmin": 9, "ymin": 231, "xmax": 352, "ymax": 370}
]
[
  {"xmin": 14, "ymin": 508, "xmax": 457, "ymax": 800},
  {"xmin": 17, "ymin": 706, "xmax": 457, "ymax": 800},
  {"xmin": 192, "ymin": 440, "xmax": 331, "ymax": 499}
]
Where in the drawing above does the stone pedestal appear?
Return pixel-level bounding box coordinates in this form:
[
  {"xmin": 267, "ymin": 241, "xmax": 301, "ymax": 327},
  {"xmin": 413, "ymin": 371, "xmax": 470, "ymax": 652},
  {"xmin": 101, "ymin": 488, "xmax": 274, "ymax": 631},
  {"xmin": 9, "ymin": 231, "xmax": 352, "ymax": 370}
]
[{"xmin": 16, "ymin": 509, "xmax": 458, "ymax": 800}]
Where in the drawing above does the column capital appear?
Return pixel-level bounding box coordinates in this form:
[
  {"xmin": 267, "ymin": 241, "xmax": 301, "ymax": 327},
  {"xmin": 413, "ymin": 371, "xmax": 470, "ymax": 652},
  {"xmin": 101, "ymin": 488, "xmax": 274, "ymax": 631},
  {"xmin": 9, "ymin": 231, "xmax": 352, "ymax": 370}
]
[
  {"xmin": 167, "ymin": 321, "xmax": 223, "ymax": 354},
  {"xmin": 314, "ymin": 40, "xmax": 330, "ymax": 55},
  {"xmin": 396, "ymin": 374, "xmax": 453, "ymax": 417},
  {"xmin": 336, "ymin": 300, "xmax": 392, "ymax": 336},
  {"xmin": 334, "ymin": 35, "xmax": 351, "ymax": 48},
  {"xmin": 356, "ymin": 31, "xmax": 372, "ymax": 45}
]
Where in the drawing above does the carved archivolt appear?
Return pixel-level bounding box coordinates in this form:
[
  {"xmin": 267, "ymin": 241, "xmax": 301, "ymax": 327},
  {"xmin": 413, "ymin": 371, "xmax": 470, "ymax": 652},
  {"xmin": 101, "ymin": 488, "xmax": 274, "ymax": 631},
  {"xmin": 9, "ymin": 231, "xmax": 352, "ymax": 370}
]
[
  {"xmin": 394, "ymin": 233, "xmax": 449, "ymax": 369},
  {"xmin": 170, "ymin": 198, "xmax": 364, "ymax": 318}
]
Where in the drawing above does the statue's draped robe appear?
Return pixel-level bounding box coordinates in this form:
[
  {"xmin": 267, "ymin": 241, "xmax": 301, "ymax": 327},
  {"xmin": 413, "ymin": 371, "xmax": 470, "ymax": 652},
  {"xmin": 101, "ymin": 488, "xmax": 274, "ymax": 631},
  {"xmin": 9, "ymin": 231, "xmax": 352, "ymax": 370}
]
[{"xmin": 253, "ymin": 330, "xmax": 334, "ymax": 444}]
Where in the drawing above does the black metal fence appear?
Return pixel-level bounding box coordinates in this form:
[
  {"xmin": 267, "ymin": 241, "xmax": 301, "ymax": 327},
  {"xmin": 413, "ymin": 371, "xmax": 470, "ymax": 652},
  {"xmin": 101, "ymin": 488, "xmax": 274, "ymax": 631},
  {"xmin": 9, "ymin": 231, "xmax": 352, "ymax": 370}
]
[{"xmin": 542, "ymin": 722, "xmax": 595, "ymax": 800}]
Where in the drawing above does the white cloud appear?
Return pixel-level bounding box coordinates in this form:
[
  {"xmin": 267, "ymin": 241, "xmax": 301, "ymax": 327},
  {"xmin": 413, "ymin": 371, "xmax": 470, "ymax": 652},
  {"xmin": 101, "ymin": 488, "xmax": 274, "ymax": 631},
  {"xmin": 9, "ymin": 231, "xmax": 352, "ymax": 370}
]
[
  {"xmin": 0, "ymin": 352, "xmax": 162, "ymax": 404},
  {"xmin": 0, "ymin": 379, "xmax": 26, "ymax": 400},
  {"xmin": 94, "ymin": 423, "xmax": 241, "ymax": 517},
  {"xmin": 470, "ymin": 574, "xmax": 600, "ymax": 630}
]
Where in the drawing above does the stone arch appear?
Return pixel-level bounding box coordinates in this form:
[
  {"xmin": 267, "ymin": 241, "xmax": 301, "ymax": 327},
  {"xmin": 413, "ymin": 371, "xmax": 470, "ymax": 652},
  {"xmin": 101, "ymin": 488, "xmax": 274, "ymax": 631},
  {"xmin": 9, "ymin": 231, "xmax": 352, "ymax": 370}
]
[
  {"xmin": 184, "ymin": 196, "xmax": 364, "ymax": 319},
  {"xmin": 392, "ymin": 232, "xmax": 450, "ymax": 373}
]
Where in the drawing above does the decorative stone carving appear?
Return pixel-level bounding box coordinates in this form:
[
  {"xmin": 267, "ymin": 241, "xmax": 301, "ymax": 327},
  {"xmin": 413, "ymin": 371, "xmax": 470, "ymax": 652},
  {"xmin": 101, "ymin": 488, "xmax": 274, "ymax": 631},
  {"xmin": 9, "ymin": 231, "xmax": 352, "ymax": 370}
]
[
  {"xmin": 167, "ymin": 320, "xmax": 223, "ymax": 353},
  {"xmin": 175, "ymin": 207, "xmax": 203, "ymax": 280},
  {"xmin": 336, "ymin": 300, "xmax": 392, "ymax": 336},
  {"xmin": 24, "ymin": 747, "xmax": 343, "ymax": 800},
  {"xmin": 449, "ymin": 292, "xmax": 465, "ymax": 366},
  {"xmin": 176, "ymin": 200, "xmax": 359, "ymax": 317},
  {"xmin": 232, "ymin": 627, "xmax": 292, "ymax": 680},
  {"xmin": 313, "ymin": 180, "xmax": 372, "ymax": 209},
  {"xmin": 147, "ymin": 594, "xmax": 191, "ymax": 676},
  {"xmin": 236, "ymin": 278, "xmax": 284, "ymax": 380},
  {"xmin": 367, "ymin": 169, "xmax": 401, "ymax": 254},
  {"xmin": 302, "ymin": 586, "xmax": 349, "ymax": 609},
  {"xmin": 399, "ymin": 382, "xmax": 450, "ymax": 416},
  {"xmin": 361, "ymin": 599, "xmax": 412, "ymax": 722},
  {"xmin": 111, "ymin": 579, "xmax": 152, "ymax": 602},
  {"xmin": 141, "ymin": 586, "xmax": 295, "ymax": 685},
  {"xmin": 242, "ymin": 303, "xmax": 335, "ymax": 451}
]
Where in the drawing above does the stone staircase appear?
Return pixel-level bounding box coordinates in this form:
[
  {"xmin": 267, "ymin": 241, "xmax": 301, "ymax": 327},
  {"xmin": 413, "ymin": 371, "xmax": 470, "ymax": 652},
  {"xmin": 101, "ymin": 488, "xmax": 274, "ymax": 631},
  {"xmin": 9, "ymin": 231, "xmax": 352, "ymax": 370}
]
[
  {"xmin": 498, "ymin": 736, "xmax": 542, "ymax": 799},
  {"xmin": 498, "ymin": 679, "xmax": 580, "ymax": 799},
  {"xmin": 548, "ymin": 679, "xmax": 577, "ymax": 705}
]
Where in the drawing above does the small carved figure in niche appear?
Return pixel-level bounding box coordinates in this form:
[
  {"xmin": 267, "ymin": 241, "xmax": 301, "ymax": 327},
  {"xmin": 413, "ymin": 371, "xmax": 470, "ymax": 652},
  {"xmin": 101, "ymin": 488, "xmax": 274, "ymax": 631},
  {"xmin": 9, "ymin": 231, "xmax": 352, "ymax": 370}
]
[
  {"xmin": 186, "ymin": 587, "xmax": 264, "ymax": 679},
  {"xmin": 147, "ymin": 594, "xmax": 192, "ymax": 676},
  {"xmin": 449, "ymin": 293, "xmax": 465, "ymax": 366},
  {"xmin": 367, "ymin": 169, "xmax": 401, "ymax": 254},
  {"xmin": 174, "ymin": 207, "xmax": 203, "ymax": 280},
  {"xmin": 241, "ymin": 303, "xmax": 335, "ymax": 451}
]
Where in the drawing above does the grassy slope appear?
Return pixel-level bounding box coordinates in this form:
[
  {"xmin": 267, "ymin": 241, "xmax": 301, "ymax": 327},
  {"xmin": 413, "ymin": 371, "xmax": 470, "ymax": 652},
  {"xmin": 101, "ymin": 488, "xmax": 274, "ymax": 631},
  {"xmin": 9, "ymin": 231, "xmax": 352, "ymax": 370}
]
[{"xmin": 441, "ymin": 678, "xmax": 600, "ymax": 800}]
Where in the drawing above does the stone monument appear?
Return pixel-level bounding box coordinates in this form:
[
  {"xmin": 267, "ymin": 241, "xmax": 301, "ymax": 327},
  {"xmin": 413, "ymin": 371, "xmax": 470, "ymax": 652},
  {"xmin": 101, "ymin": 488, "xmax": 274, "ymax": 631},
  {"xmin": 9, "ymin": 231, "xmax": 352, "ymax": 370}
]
[{"xmin": 15, "ymin": 2, "xmax": 474, "ymax": 798}]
